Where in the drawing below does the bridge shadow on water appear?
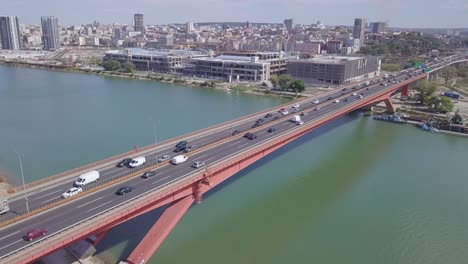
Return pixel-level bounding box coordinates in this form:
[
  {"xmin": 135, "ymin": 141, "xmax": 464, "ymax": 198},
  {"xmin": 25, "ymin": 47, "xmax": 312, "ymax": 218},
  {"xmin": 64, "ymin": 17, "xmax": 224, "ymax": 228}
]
[{"xmin": 95, "ymin": 111, "xmax": 392, "ymax": 263}]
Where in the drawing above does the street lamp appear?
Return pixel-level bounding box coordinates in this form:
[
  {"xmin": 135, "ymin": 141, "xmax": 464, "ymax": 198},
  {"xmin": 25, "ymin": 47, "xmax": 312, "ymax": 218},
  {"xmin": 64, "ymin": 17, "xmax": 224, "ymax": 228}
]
[{"xmin": 13, "ymin": 149, "xmax": 29, "ymax": 214}]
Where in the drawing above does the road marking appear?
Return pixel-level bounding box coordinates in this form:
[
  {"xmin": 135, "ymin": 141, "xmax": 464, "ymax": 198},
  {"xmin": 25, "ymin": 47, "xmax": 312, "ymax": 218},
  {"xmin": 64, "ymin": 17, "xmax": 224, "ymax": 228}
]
[
  {"xmin": 0, "ymin": 231, "xmax": 21, "ymax": 242},
  {"xmin": 152, "ymin": 175, "xmax": 172, "ymax": 185},
  {"xmin": 0, "ymin": 240, "xmax": 22, "ymax": 250},
  {"xmin": 32, "ymin": 189, "xmax": 63, "ymax": 201},
  {"xmin": 76, "ymin": 196, "xmax": 104, "ymax": 208},
  {"xmin": 196, "ymin": 153, "xmax": 209, "ymax": 159},
  {"xmin": 86, "ymin": 200, "xmax": 113, "ymax": 213},
  {"xmin": 41, "ymin": 196, "xmax": 60, "ymax": 204},
  {"xmin": 236, "ymin": 142, "xmax": 251, "ymax": 149}
]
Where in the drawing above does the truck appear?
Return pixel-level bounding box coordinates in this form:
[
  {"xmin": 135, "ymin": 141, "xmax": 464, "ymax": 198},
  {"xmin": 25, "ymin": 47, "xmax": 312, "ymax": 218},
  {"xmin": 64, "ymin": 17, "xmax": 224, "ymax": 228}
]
[
  {"xmin": 172, "ymin": 155, "xmax": 188, "ymax": 165},
  {"xmin": 442, "ymin": 91, "xmax": 461, "ymax": 99},
  {"xmin": 291, "ymin": 115, "xmax": 301, "ymax": 123},
  {"xmin": 74, "ymin": 170, "xmax": 100, "ymax": 187},
  {"xmin": 0, "ymin": 198, "xmax": 9, "ymax": 215},
  {"xmin": 383, "ymin": 74, "xmax": 389, "ymax": 79},
  {"xmin": 129, "ymin": 156, "xmax": 146, "ymax": 168}
]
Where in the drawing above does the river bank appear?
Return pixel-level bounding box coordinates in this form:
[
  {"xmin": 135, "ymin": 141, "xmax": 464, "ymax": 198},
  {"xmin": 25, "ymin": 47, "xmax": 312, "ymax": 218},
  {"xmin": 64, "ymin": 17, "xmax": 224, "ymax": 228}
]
[{"xmin": 0, "ymin": 60, "xmax": 301, "ymax": 99}]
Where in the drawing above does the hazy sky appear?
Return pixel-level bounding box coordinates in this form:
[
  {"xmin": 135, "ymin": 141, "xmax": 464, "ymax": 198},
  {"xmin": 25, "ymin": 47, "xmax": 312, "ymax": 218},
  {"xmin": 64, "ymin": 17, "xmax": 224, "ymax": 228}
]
[{"xmin": 2, "ymin": 0, "xmax": 467, "ymax": 28}]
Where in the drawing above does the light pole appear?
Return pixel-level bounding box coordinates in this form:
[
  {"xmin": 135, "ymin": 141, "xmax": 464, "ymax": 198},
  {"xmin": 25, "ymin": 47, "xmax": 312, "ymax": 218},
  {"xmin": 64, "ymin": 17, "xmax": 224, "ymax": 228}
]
[{"xmin": 13, "ymin": 149, "xmax": 29, "ymax": 214}]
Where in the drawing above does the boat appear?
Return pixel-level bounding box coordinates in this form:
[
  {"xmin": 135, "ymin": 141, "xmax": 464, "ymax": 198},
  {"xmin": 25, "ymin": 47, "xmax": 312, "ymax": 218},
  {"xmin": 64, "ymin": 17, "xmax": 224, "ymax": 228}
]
[
  {"xmin": 420, "ymin": 123, "xmax": 439, "ymax": 133},
  {"xmin": 373, "ymin": 115, "xmax": 407, "ymax": 124}
]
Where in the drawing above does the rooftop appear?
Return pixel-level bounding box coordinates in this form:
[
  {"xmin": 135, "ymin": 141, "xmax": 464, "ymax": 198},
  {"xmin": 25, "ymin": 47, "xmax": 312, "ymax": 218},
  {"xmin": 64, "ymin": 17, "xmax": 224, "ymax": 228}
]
[
  {"xmin": 292, "ymin": 55, "xmax": 366, "ymax": 64},
  {"xmin": 106, "ymin": 48, "xmax": 209, "ymax": 58},
  {"xmin": 192, "ymin": 55, "xmax": 269, "ymax": 65}
]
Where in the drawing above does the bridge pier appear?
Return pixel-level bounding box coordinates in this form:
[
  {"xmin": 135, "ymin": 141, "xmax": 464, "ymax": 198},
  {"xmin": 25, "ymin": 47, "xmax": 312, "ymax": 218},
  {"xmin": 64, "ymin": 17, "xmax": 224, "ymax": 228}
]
[
  {"xmin": 383, "ymin": 98, "xmax": 395, "ymax": 113},
  {"xmin": 126, "ymin": 195, "xmax": 195, "ymax": 264},
  {"xmin": 401, "ymin": 84, "xmax": 409, "ymax": 97}
]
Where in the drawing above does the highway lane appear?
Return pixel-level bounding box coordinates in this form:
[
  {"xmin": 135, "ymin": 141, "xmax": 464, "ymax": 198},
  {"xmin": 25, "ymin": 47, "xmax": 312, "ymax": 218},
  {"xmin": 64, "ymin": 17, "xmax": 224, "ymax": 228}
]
[
  {"xmin": 1, "ymin": 84, "xmax": 350, "ymax": 216},
  {"xmin": 0, "ymin": 55, "xmax": 463, "ymax": 260}
]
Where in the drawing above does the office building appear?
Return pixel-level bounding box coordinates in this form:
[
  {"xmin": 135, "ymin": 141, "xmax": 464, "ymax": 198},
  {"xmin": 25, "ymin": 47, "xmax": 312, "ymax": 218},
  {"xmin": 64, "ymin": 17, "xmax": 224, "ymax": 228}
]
[
  {"xmin": 326, "ymin": 40, "xmax": 343, "ymax": 54},
  {"xmin": 186, "ymin": 22, "xmax": 194, "ymax": 34},
  {"xmin": 284, "ymin": 19, "xmax": 294, "ymax": 31},
  {"xmin": 287, "ymin": 55, "xmax": 381, "ymax": 85},
  {"xmin": 187, "ymin": 55, "xmax": 271, "ymax": 82},
  {"xmin": 221, "ymin": 51, "xmax": 295, "ymax": 75},
  {"xmin": 0, "ymin": 16, "xmax": 21, "ymax": 50},
  {"xmin": 41, "ymin": 16, "xmax": 60, "ymax": 51},
  {"xmin": 104, "ymin": 48, "xmax": 209, "ymax": 73},
  {"xmin": 353, "ymin": 18, "xmax": 365, "ymax": 47},
  {"xmin": 134, "ymin": 14, "xmax": 144, "ymax": 32},
  {"xmin": 370, "ymin": 22, "xmax": 386, "ymax": 34}
]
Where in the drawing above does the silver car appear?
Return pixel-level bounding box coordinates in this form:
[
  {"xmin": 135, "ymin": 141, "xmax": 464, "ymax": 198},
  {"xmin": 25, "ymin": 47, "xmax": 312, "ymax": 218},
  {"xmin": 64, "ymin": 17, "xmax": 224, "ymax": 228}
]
[
  {"xmin": 192, "ymin": 161, "xmax": 205, "ymax": 168},
  {"xmin": 158, "ymin": 154, "xmax": 171, "ymax": 163}
]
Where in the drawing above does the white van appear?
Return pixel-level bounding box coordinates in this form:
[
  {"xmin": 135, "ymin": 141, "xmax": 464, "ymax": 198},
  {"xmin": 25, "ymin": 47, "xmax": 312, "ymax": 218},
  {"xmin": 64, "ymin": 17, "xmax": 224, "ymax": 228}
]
[
  {"xmin": 172, "ymin": 155, "xmax": 188, "ymax": 165},
  {"xmin": 74, "ymin": 170, "xmax": 100, "ymax": 187},
  {"xmin": 129, "ymin": 156, "xmax": 146, "ymax": 168}
]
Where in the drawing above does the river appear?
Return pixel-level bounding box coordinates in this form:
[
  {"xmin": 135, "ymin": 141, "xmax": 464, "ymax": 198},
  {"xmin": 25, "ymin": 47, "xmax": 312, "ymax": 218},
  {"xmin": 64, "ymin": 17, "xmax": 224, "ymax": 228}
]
[{"xmin": 1, "ymin": 65, "xmax": 468, "ymax": 264}]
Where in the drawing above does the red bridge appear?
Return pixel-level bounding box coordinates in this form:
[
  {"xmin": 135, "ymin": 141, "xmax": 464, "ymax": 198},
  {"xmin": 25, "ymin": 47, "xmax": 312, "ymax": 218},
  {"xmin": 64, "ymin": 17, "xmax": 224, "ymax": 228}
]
[{"xmin": 0, "ymin": 54, "xmax": 466, "ymax": 264}]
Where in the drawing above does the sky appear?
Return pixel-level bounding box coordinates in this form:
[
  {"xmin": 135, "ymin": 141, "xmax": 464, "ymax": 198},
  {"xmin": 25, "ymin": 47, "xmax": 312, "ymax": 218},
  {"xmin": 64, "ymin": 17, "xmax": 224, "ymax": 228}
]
[{"xmin": 2, "ymin": 0, "xmax": 468, "ymax": 28}]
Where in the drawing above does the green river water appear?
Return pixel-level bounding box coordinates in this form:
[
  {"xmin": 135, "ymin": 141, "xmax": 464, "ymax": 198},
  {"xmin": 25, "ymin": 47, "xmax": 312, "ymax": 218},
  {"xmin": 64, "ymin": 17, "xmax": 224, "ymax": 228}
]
[{"xmin": 1, "ymin": 65, "xmax": 468, "ymax": 264}]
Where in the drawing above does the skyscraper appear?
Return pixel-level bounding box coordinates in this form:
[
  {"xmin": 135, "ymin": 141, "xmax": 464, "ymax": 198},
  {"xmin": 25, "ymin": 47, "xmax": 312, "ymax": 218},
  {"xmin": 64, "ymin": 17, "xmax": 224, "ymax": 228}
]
[
  {"xmin": 134, "ymin": 14, "xmax": 144, "ymax": 32},
  {"xmin": 284, "ymin": 19, "xmax": 294, "ymax": 31},
  {"xmin": 370, "ymin": 22, "xmax": 386, "ymax": 34},
  {"xmin": 353, "ymin": 18, "xmax": 365, "ymax": 46},
  {"xmin": 41, "ymin": 16, "xmax": 60, "ymax": 51},
  {"xmin": 0, "ymin": 16, "xmax": 21, "ymax": 50},
  {"xmin": 186, "ymin": 22, "xmax": 194, "ymax": 34}
]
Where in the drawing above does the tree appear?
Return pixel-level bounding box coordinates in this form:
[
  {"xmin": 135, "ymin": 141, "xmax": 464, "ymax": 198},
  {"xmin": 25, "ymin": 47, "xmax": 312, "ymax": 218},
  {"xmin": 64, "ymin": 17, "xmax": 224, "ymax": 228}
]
[
  {"xmin": 278, "ymin": 74, "xmax": 292, "ymax": 90},
  {"xmin": 289, "ymin": 80, "xmax": 305, "ymax": 95},
  {"xmin": 440, "ymin": 66, "xmax": 457, "ymax": 84},
  {"xmin": 270, "ymin": 74, "xmax": 278, "ymax": 87},
  {"xmin": 102, "ymin": 59, "xmax": 121, "ymax": 71},
  {"xmin": 122, "ymin": 61, "xmax": 136, "ymax": 73},
  {"xmin": 428, "ymin": 96, "xmax": 454, "ymax": 113},
  {"xmin": 457, "ymin": 66, "xmax": 468, "ymax": 78},
  {"xmin": 414, "ymin": 80, "xmax": 437, "ymax": 104}
]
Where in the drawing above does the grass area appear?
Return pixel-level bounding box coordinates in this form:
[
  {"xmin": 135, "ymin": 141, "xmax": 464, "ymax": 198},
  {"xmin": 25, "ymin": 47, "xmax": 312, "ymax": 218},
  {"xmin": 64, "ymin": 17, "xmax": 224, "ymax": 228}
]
[
  {"xmin": 381, "ymin": 63, "xmax": 401, "ymax": 72},
  {"xmin": 230, "ymin": 85, "xmax": 253, "ymax": 92},
  {"xmin": 457, "ymin": 78, "xmax": 468, "ymax": 86}
]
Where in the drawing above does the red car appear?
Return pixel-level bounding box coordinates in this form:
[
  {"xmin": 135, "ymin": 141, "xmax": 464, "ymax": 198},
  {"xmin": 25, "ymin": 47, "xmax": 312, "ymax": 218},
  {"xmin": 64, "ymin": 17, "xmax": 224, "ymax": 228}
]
[{"xmin": 24, "ymin": 228, "xmax": 47, "ymax": 241}]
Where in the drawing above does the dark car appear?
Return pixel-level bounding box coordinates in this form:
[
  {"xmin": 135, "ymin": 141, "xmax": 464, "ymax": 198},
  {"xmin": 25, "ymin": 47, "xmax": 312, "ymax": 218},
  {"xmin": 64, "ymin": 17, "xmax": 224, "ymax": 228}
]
[
  {"xmin": 366, "ymin": 88, "xmax": 369, "ymax": 90},
  {"xmin": 251, "ymin": 123, "xmax": 259, "ymax": 128},
  {"xmin": 24, "ymin": 228, "xmax": 47, "ymax": 241},
  {"xmin": 174, "ymin": 145, "xmax": 187, "ymax": 152},
  {"xmin": 142, "ymin": 171, "xmax": 158, "ymax": 179},
  {"xmin": 267, "ymin": 128, "xmax": 276, "ymax": 133},
  {"xmin": 231, "ymin": 130, "xmax": 240, "ymax": 136},
  {"xmin": 116, "ymin": 186, "xmax": 135, "ymax": 195},
  {"xmin": 265, "ymin": 113, "xmax": 273, "ymax": 118},
  {"xmin": 342, "ymin": 88, "xmax": 347, "ymax": 91},
  {"xmin": 300, "ymin": 112, "xmax": 308, "ymax": 116},
  {"xmin": 327, "ymin": 97, "xmax": 333, "ymax": 101},
  {"xmin": 184, "ymin": 145, "xmax": 197, "ymax": 153},
  {"xmin": 117, "ymin": 158, "xmax": 132, "ymax": 167},
  {"xmin": 256, "ymin": 118, "xmax": 264, "ymax": 124},
  {"xmin": 344, "ymin": 98, "xmax": 348, "ymax": 102},
  {"xmin": 175, "ymin": 140, "xmax": 188, "ymax": 148},
  {"xmin": 244, "ymin": 133, "xmax": 257, "ymax": 140}
]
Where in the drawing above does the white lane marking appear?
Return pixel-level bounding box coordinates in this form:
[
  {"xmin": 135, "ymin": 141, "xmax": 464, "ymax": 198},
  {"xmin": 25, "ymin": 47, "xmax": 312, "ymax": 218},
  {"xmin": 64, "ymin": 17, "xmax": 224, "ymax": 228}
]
[
  {"xmin": 0, "ymin": 231, "xmax": 21, "ymax": 242},
  {"xmin": 32, "ymin": 189, "xmax": 63, "ymax": 201},
  {"xmin": 196, "ymin": 153, "xmax": 210, "ymax": 159},
  {"xmin": 236, "ymin": 142, "xmax": 251, "ymax": 149},
  {"xmin": 41, "ymin": 196, "xmax": 60, "ymax": 204},
  {"xmin": 152, "ymin": 175, "xmax": 173, "ymax": 185},
  {"xmin": 0, "ymin": 240, "xmax": 22, "ymax": 251},
  {"xmin": 76, "ymin": 196, "xmax": 104, "ymax": 208},
  {"xmin": 85, "ymin": 200, "xmax": 113, "ymax": 213}
]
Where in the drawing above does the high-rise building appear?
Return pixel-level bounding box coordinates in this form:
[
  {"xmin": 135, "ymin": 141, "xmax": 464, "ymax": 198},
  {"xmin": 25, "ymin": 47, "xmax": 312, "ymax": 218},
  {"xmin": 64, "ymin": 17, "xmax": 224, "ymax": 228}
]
[
  {"xmin": 0, "ymin": 16, "xmax": 21, "ymax": 50},
  {"xmin": 284, "ymin": 19, "xmax": 294, "ymax": 31},
  {"xmin": 370, "ymin": 22, "xmax": 386, "ymax": 34},
  {"xmin": 186, "ymin": 22, "xmax": 194, "ymax": 34},
  {"xmin": 353, "ymin": 18, "xmax": 365, "ymax": 46},
  {"xmin": 41, "ymin": 16, "xmax": 60, "ymax": 51},
  {"xmin": 134, "ymin": 14, "xmax": 144, "ymax": 32}
]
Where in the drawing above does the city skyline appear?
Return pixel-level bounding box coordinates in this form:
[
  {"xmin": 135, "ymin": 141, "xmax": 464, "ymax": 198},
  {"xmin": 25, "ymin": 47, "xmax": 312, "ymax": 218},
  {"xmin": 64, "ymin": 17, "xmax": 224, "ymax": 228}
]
[{"xmin": 2, "ymin": 0, "xmax": 468, "ymax": 28}]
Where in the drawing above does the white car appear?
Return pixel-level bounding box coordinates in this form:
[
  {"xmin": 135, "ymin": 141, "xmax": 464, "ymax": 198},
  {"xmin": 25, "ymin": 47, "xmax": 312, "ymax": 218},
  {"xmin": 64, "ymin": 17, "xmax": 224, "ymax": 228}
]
[
  {"xmin": 292, "ymin": 104, "xmax": 300, "ymax": 108},
  {"xmin": 352, "ymin": 93, "xmax": 357, "ymax": 96},
  {"xmin": 280, "ymin": 108, "xmax": 289, "ymax": 115},
  {"xmin": 62, "ymin": 187, "xmax": 83, "ymax": 199},
  {"xmin": 192, "ymin": 161, "xmax": 205, "ymax": 168},
  {"xmin": 358, "ymin": 95, "xmax": 363, "ymax": 99},
  {"xmin": 296, "ymin": 121, "xmax": 304, "ymax": 125},
  {"xmin": 334, "ymin": 99, "xmax": 340, "ymax": 103},
  {"xmin": 313, "ymin": 100, "xmax": 319, "ymax": 104}
]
